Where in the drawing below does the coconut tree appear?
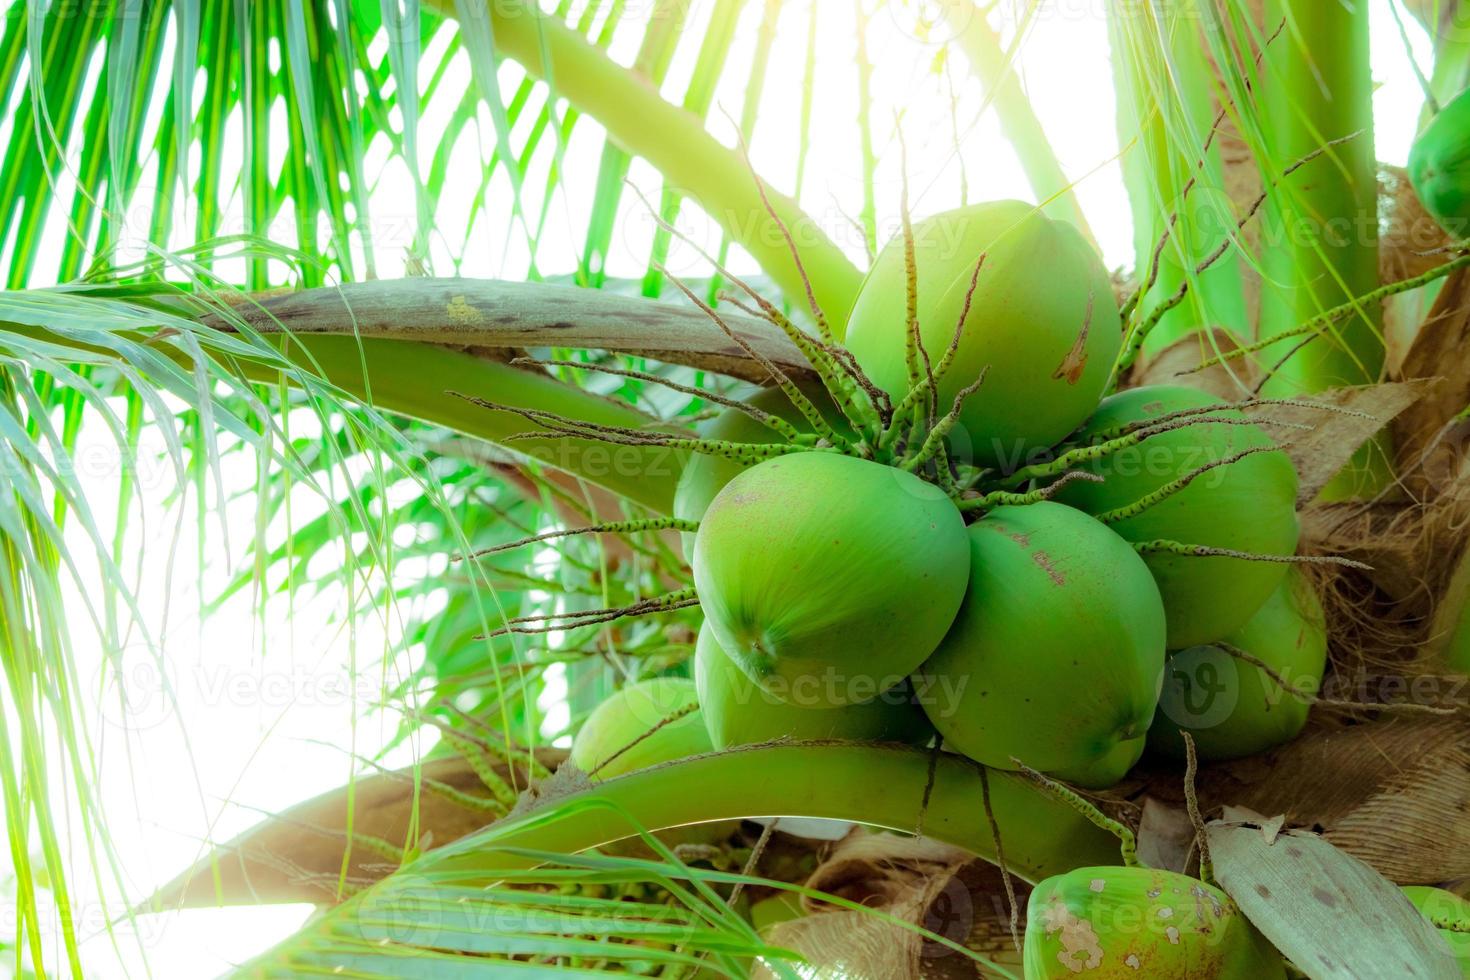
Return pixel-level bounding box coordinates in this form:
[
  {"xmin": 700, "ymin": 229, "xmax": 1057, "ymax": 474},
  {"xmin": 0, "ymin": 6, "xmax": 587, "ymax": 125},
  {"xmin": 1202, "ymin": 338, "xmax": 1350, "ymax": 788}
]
[{"xmin": 4, "ymin": 0, "xmax": 1470, "ymax": 976}]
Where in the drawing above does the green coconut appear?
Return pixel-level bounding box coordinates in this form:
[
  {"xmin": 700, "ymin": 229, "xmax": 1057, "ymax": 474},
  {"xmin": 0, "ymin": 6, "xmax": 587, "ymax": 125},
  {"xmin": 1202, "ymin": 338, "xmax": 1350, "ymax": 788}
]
[
  {"xmin": 568, "ymin": 678, "xmax": 711, "ymax": 781},
  {"xmin": 1025, "ymin": 866, "xmax": 1286, "ymax": 978},
  {"xmin": 1148, "ymin": 569, "xmax": 1326, "ymax": 762},
  {"xmin": 1052, "ymin": 384, "xmax": 1301, "ymax": 648},
  {"xmin": 1048, "ymin": 737, "xmax": 1147, "ymax": 791},
  {"xmin": 1402, "ymin": 886, "xmax": 1470, "ymax": 976},
  {"xmin": 693, "ymin": 452, "xmax": 969, "ymax": 704},
  {"xmin": 915, "ymin": 502, "xmax": 1165, "ymax": 776},
  {"xmin": 1408, "ymin": 86, "xmax": 1470, "ymax": 238},
  {"xmin": 843, "ymin": 200, "xmax": 1122, "ymax": 468},
  {"xmin": 693, "ymin": 622, "xmax": 933, "ymax": 748},
  {"xmin": 673, "ymin": 387, "xmax": 852, "ymax": 558}
]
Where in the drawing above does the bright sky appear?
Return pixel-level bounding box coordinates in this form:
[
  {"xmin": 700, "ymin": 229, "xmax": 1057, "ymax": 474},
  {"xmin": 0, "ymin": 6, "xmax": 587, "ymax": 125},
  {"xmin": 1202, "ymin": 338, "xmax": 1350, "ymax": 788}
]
[{"xmin": 1, "ymin": 1, "xmax": 1441, "ymax": 976}]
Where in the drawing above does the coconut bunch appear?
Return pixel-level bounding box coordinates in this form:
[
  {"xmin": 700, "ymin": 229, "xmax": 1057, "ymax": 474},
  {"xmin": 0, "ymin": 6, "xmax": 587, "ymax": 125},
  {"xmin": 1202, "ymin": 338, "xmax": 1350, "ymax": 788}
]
[
  {"xmin": 482, "ymin": 198, "xmax": 1372, "ymax": 788},
  {"xmin": 633, "ymin": 205, "xmax": 1341, "ymax": 770},
  {"xmin": 477, "ymin": 199, "xmax": 1444, "ymax": 975}
]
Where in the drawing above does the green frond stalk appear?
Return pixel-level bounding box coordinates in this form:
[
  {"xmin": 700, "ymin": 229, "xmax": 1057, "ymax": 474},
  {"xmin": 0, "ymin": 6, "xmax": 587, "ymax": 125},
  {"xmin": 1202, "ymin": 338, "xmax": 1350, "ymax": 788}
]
[
  {"xmin": 1109, "ymin": 1, "xmax": 1250, "ymax": 357},
  {"xmin": 255, "ymin": 336, "xmax": 690, "ymax": 515},
  {"xmin": 433, "ymin": 0, "xmax": 865, "ymax": 326},
  {"xmin": 229, "ymin": 744, "xmax": 1122, "ymax": 972},
  {"xmin": 1256, "ymin": 0, "xmax": 1385, "ymax": 495},
  {"xmin": 947, "ymin": 3, "xmax": 1094, "ymax": 243},
  {"xmin": 640, "ymin": 0, "xmax": 745, "ymax": 301}
]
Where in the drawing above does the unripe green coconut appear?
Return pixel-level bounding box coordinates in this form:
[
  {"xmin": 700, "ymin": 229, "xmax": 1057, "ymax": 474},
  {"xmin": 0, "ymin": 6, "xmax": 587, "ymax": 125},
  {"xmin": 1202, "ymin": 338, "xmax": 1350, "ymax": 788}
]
[
  {"xmin": 843, "ymin": 200, "xmax": 1122, "ymax": 467},
  {"xmin": 569, "ymin": 678, "xmax": 711, "ymax": 781},
  {"xmin": 693, "ymin": 622, "xmax": 933, "ymax": 748},
  {"xmin": 1409, "ymin": 87, "xmax": 1470, "ymax": 238},
  {"xmin": 1148, "ymin": 570, "xmax": 1326, "ymax": 762},
  {"xmin": 1025, "ymin": 866, "xmax": 1286, "ymax": 978},
  {"xmin": 673, "ymin": 387, "xmax": 852, "ymax": 558},
  {"xmin": 915, "ymin": 502, "xmax": 1165, "ymax": 776},
  {"xmin": 1048, "ymin": 737, "xmax": 1146, "ymax": 791},
  {"xmin": 693, "ymin": 452, "xmax": 969, "ymax": 704},
  {"xmin": 1052, "ymin": 385, "xmax": 1300, "ymax": 648},
  {"xmin": 1402, "ymin": 886, "xmax": 1470, "ymax": 976}
]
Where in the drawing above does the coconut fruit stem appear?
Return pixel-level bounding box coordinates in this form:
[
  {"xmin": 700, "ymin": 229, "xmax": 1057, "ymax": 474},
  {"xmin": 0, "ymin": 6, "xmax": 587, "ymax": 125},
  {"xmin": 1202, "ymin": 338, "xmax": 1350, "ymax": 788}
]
[
  {"xmin": 960, "ymin": 470, "xmax": 1104, "ymax": 513},
  {"xmin": 1219, "ymin": 643, "xmax": 1457, "ymax": 717},
  {"xmin": 587, "ymin": 702, "xmax": 702, "ymax": 779},
  {"xmin": 1181, "ymin": 733, "xmax": 1213, "ymax": 884},
  {"xmin": 625, "ymin": 181, "xmax": 881, "ymax": 432},
  {"xmin": 485, "ymin": 587, "xmax": 699, "ymax": 637},
  {"xmin": 1006, "ymin": 414, "xmax": 1301, "ymax": 488},
  {"xmin": 886, "ymin": 254, "xmax": 986, "ymax": 429},
  {"xmin": 1114, "ymin": 131, "xmax": 1370, "ymax": 384},
  {"xmin": 717, "ymin": 292, "xmax": 882, "ymax": 436},
  {"xmin": 514, "ymin": 357, "xmax": 806, "ymax": 443},
  {"xmin": 1188, "ymin": 248, "xmax": 1470, "ymax": 374},
  {"xmin": 459, "ymin": 393, "xmax": 813, "ymax": 464},
  {"xmin": 464, "ymin": 517, "xmax": 700, "ymax": 560},
  {"xmin": 1010, "ymin": 760, "xmax": 1140, "ymax": 869},
  {"xmin": 658, "ymin": 268, "xmax": 853, "ymax": 453},
  {"xmin": 1132, "ymin": 540, "xmax": 1371, "ymax": 571},
  {"xmin": 901, "ymin": 370, "xmax": 989, "ymax": 472},
  {"xmin": 1094, "ymin": 445, "xmax": 1284, "ymax": 524}
]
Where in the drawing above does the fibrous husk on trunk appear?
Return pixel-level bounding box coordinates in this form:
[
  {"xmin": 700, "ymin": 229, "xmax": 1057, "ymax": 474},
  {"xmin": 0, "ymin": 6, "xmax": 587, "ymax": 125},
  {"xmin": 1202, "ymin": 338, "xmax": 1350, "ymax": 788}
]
[
  {"xmin": 758, "ymin": 832, "xmax": 1030, "ymax": 980},
  {"xmin": 1135, "ymin": 715, "xmax": 1470, "ymax": 886}
]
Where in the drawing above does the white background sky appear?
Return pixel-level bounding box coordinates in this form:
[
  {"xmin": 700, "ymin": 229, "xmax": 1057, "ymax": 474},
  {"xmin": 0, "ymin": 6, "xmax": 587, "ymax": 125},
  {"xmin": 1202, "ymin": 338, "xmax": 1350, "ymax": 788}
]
[{"xmin": 2, "ymin": 1, "xmax": 1442, "ymax": 976}]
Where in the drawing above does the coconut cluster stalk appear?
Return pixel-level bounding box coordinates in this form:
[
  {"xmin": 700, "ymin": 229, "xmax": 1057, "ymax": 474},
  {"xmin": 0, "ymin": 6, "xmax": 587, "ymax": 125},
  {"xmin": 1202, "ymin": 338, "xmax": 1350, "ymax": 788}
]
[
  {"xmin": 1257, "ymin": 0, "xmax": 1381, "ymax": 387},
  {"xmin": 1255, "ymin": 0, "xmax": 1389, "ymax": 496}
]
